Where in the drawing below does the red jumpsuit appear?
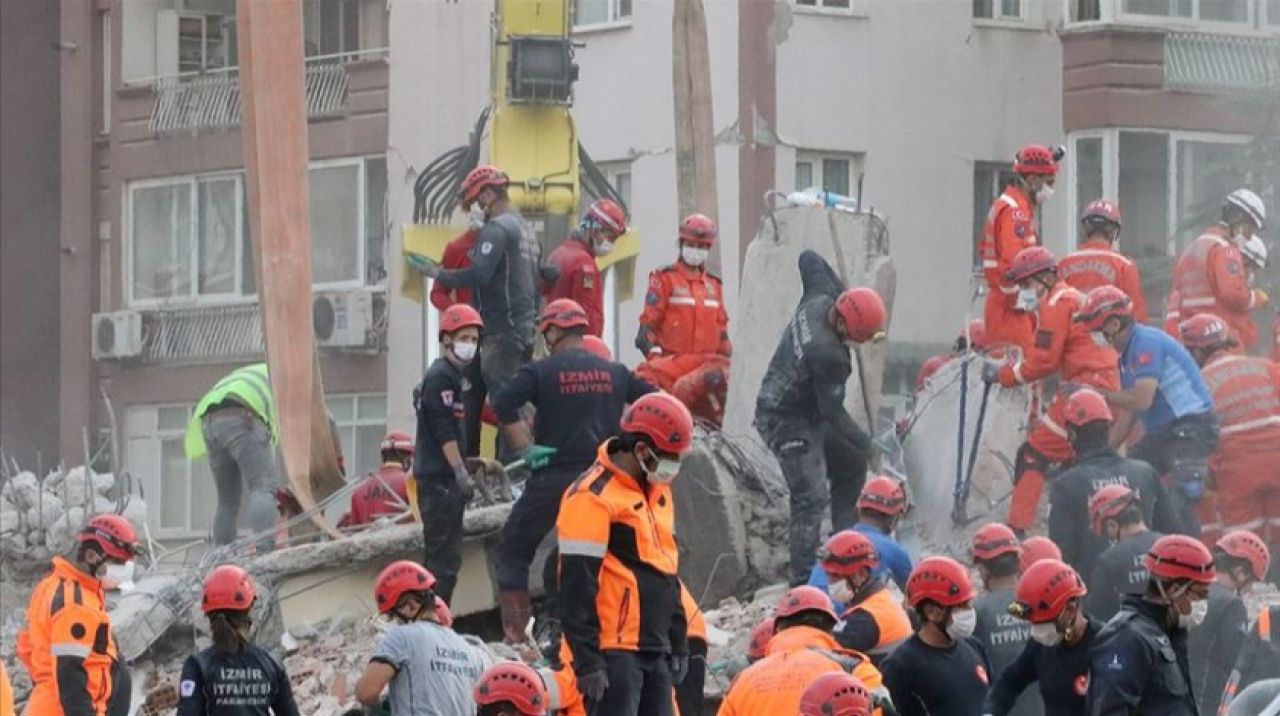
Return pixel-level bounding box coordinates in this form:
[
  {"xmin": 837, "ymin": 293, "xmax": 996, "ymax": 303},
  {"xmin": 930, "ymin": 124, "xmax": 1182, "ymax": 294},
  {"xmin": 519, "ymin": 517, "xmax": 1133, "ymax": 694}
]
[
  {"xmin": 636, "ymin": 263, "xmax": 732, "ymax": 423},
  {"xmin": 428, "ymin": 230, "xmax": 477, "ymax": 311},
  {"xmin": 1058, "ymin": 239, "xmax": 1149, "ymax": 324},
  {"xmin": 1201, "ymin": 352, "xmax": 1280, "ymax": 541},
  {"xmin": 1171, "ymin": 224, "xmax": 1267, "ymax": 350},
  {"xmin": 543, "ymin": 234, "xmax": 604, "ymax": 336},
  {"xmin": 339, "ymin": 462, "xmax": 412, "ymax": 528},
  {"xmin": 979, "ymin": 186, "xmax": 1038, "ymax": 354},
  {"xmin": 998, "ymin": 281, "xmax": 1121, "ymax": 530}
]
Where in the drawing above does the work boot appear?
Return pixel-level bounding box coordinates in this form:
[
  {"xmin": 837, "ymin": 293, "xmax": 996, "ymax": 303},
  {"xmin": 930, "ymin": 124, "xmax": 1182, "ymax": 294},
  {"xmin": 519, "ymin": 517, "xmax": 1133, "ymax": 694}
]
[{"xmin": 498, "ymin": 590, "xmax": 539, "ymax": 662}]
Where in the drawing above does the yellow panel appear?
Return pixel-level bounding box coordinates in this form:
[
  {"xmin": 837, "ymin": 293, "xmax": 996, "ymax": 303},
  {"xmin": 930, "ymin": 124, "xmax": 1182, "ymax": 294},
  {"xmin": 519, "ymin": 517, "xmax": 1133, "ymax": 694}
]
[
  {"xmin": 400, "ymin": 224, "xmax": 468, "ymax": 302},
  {"xmin": 598, "ymin": 230, "xmax": 640, "ymax": 302}
]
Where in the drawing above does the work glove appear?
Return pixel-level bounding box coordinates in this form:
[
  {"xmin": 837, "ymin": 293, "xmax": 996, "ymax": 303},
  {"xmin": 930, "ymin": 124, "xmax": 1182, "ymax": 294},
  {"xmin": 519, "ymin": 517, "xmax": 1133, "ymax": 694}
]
[
  {"xmin": 576, "ymin": 668, "xmax": 609, "ymax": 702},
  {"xmin": 452, "ymin": 462, "xmax": 475, "ymax": 502},
  {"xmin": 980, "ymin": 359, "xmax": 1003, "ymax": 385},
  {"xmin": 407, "ymin": 253, "xmax": 441, "ymax": 278},
  {"xmin": 520, "ymin": 445, "xmax": 557, "ymax": 471},
  {"xmin": 669, "ymin": 652, "xmax": 690, "ymax": 685}
]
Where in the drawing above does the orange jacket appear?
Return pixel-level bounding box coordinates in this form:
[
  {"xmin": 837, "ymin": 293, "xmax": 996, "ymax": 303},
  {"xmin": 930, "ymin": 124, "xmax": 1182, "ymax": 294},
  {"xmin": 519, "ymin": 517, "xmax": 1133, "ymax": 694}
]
[
  {"xmin": 1172, "ymin": 225, "xmax": 1266, "ymax": 349},
  {"xmin": 1, "ymin": 660, "xmax": 14, "ymax": 716},
  {"xmin": 1059, "ymin": 239, "xmax": 1149, "ymax": 324},
  {"xmin": 542, "ymin": 659, "xmax": 586, "ymax": 716},
  {"xmin": 428, "ymin": 230, "xmax": 477, "ymax": 311},
  {"xmin": 1201, "ymin": 353, "xmax": 1280, "ymax": 456},
  {"xmin": 999, "ymin": 281, "xmax": 1119, "ymax": 390},
  {"xmin": 844, "ymin": 586, "xmax": 913, "ymax": 661},
  {"xmin": 341, "ymin": 462, "xmax": 411, "ymax": 528},
  {"xmin": 718, "ymin": 626, "xmax": 883, "ymax": 716},
  {"xmin": 557, "ymin": 440, "xmax": 686, "ymax": 676},
  {"xmin": 679, "ymin": 582, "xmax": 707, "ymax": 643},
  {"xmin": 544, "ymin": 236, "xmax": 604, "ymax": 336},
  {"xmin": 980, "ymin": 186, "xmax": 1038, "ymax": 298},
  {"xmin": 17, "ymin": 558, "xmax": 124, "ymax": 716},
  {"xmin": 639, "ymin": 263, "xmax": 731, "ymax": 358}
]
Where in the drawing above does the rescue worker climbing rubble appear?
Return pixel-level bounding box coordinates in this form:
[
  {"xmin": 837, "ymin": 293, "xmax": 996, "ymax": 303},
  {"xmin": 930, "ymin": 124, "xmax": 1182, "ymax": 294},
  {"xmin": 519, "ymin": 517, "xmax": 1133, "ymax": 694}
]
[
  {"xmin": 17, "ymin": 514, "xmax": 140, "ymax": 716},
  {"xmin": 1085, "ymin": 484, "xmax": 1162, "ymax": 622},
  {"xmin": 1059, "ymin": 199, "xmax": 1148, "ymax": 324},
  {"xmin": 177, "ymin": 565, "xmax": 300, "ymax": 716},
  {"xmin": 969, "ymin": 524, "xmax": 1042, "ymax": 716},
  {"xmin": 756, "ymin": 249, "xmax": 886, "ymax": 586},
  {"xmin": 544, "ymin": 198, "xmax": 628, "ymax": 336},
  {"xmin": 818, "ymin": 530, "xmax": 913, "ymax": 664},
  {"xmin": 635, "ymin": 213, "xmax": 732, "ymax": 424},
  {"xmin": 978, "ymin": 144, "xmax": 1060, "ymax": 354},
  {"xmin": 809, "ymin": 476, "xmax": 914, "ymax": 601},
  {"xmin": 339, "ymin": 430, "xmax": 414, "ymax": 529},
  {"xmin": 1187, "ymin": 531, "xmax": 1266, "ymax": 715},
  {"xmin": 981, "ymin": 245, "xmax": 1120, "ymax": 534}
]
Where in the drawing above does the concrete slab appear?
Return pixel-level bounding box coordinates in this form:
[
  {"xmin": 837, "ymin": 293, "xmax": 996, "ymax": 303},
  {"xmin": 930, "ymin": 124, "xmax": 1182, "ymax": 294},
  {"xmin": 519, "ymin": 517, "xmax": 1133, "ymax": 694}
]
[{"xmin": 673, "ymin": 441, "xmax": 748, "ymax": 607}]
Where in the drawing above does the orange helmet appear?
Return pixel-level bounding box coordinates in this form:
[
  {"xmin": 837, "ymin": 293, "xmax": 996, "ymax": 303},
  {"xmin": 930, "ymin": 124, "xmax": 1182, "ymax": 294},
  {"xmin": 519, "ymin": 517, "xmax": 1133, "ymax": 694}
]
[
  {"xmin": 776, "ymin": 585, "xmax": 838, "ymax": 622},
  {"xmin": 434, "ymin": 595, "xmax": 454, "ymax": 628},
  {"xmin": 439, "ymin": 304, "xmax": 484, "ymax": 339},
  {"xmin": 678, "ymin": 213, "xmax": 717, "ymax": 246},
  {"xmin": 374, "ymin": 561, "xmax": 437, "ymax": 615},
  {"xmin": 835, "ymin": 287, "xmax": 888, "ymax": 343},
  {"xmin": 380, "ymin": 430, "xmax": 414, "ymax": 455},
  {"xmin": 907, "ymin": 557, "xmax": 975, "ymax": 608},
  {"xmin": 1215, "ymin": 530, "xmax": 1271, "ymax": 580},
  {"xmin": 581, "ymin": 335, "xmax": 613, "ymax": 361},
  {"xmin": 539, "ymin": 299, "xmax": 590, "ymax": 333},
  {"xmin": 819, "ymin": 530, "xmax": 880, "ymax": 579},
  {"xmin": 1005, "ymin": 246, "xmax": 1058, "ymax": 284},
  {"xmin": 620, "ymin": 392, "xmax": 694, "ymax": 456},
  {"xmin": 1009, "ymin": 559, "xmax": 1086, "ymax": 623},
  {"xmin": 858, "ymin": 475, "xmax": 909, "ymax": 517},
  {"xmin": 1018, "ymin": 536, "xmax": 1063, "ymax": 572},
  {"xmin": 78, "ymin": 514, "xmax": 139, "ymax": 561},
  {"xmin": 747, "ymin": 616, "xmax": 777, "ymax": 661},
  {"xmin": 1081, "ymin": 199, "xmax": 1123, "ymax": 230},
  {"xmin": 202, "ymin": 565, "xmax": 256, "ymax": 614},
  {"xmin": 1179, "ymin": 313, "xmax": 1231, "ymax": 349},
  {"xmin": 460, "ymin": 165, "xmax": 509, "ymax": 205},
  {"xmin": 799, "ymin": 672, "xmax": 874, "ymax": 716},
  {"xmin": 1145, "ymin": 535, "xmax": 1215, "ymax": 584},
  {"xmin": 972, "ymin": 523, "xmax": 1022, "ymax": 562},
  {"xmin": 1088, "ymin": 484, "xmax": 1138, "ymax": 535},
  {"xmin": 1064, "ymin": 388, "xmax": 1113, "ymax": 427},
  {"xmin": 473, "ymin": 662, "xmax": 549, "ymax": 716},
  {"xmin": 584, "ymin": 198, "xmax": 627, "ymax": 236},
  {"xmin": 1014, "ymin": 144, "xmax": 1060, "ymax": 176},
  {"xmin": 1075, "ymin": 285, "xmax": 1132, "ymax": 331}
]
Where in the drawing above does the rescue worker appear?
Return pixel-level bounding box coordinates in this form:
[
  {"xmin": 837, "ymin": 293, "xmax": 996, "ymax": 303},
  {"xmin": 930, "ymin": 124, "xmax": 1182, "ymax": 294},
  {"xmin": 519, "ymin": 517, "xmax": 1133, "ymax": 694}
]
[
  {"xmin": 747, "ymin": 617, "xmax": 777, "ymax": 664},
  {"xmin": 544, "ymin": 199, "xmax": 627, "ymax": 336},
  {"xmin": 492, "ymin": 298, "xmax": 654, "ymax": 652},
  {"xmin": 1086, "ymin": 484, "xmax": 1162, "ymax": 622},
  {"xmin": 177, "ymin": 565, "xmax": 299, "ymax": 716},
  {"xmin": 184, "ymin": 362, "xmax": 280, "ymax": 553},
  {"xmin": 717, "ymin": 586, "xmax": 887, "ymax": 716},
  {"xmin": 1047, "ymin": 387, "xmax": 1180, "ymax": 581},
  {"xmin": 1188, "ymin": 531, "xmax": 1266, "ymax": 715},
  {"xmin": 969, "ymin": 524, "xmax": 1042, "ymax": 716},
  {"xmin": 1169, "ymin": 188, "xmax": 1269, "ymax": 350},
  {"xmin": 1018, "ymin": 537, "xmax": 1062, "ymax": 571},
  {"xmin": 818, "ymin": 530, "xmax": 913, "ymax": 664},
  {"xmin": 635, "ymin": 213, "xmax": 732, "ymax": 424},
  {"xmin": 676, "ymin": 583, "xmax": 709, "ymax": 716},
  {"xmin": 474, "ymin": 661, "xmax": 552, "ymax": 716},
  {"xmin": 1179, "ymin": 313, "xmax": 1280, "ymax": 556},
  {"xmin": 1058, "ymin": 199, "xmax": 1149, "ymax": 323},
  {"xmin": 982, "ymin": 246, "xmax": 1120, "ymax": 534},
  {"xmin": 915, "ymin": 320, "xmax": 988, "ymax": 393},
  {"xmin": 881, "ymin": 557, "xmax": 992, "ymax": 715},
  {"xmin": 413, "ymin": 303, "xmax": 486, "ymax": 602},
  {"xmin": 1079, "ymin": 285, "xmax": 1217, "ymax": 534},
  {"xmin": 1086, "ymin": 534, "xmax": 1215, "ymax": 715},
  {"xmin": 808, "ymin": 475, "xmax": 914, "ymax": 598},
  {"xmin": 985, "ymin": 560, "xmax": 1099, "ymax": 716},
  {"xmin": 356, "ymin": 560, "xmax": 486, "ymax": 713},
  {"xmin": 1220, "ymin": 605, "xmax": 1280, "ymax": 710},
  {"xmin": 978, "ymin": 144, "xmax": 1060, "ymax": 353},
  {"xmin": 339, "ymin": 430, "xmax": 414, "ymax": 529},
  {"xmin": 428, "ymin": 222, "xmax": 488, "ymax": 462},
  {"xmin": 756, "ymin": 249, "xmax": 886, "ymax": 586},
  {"xmin": 556, "ymin": 392, "xmax": 693, "ymax": 716},
  {"xmin": 17, "ymin": 514, "xmax": 139, "ymax": 716},
  {"xmin": 799, "ymin": 672, "xmax": 875, "ymax": 716}
]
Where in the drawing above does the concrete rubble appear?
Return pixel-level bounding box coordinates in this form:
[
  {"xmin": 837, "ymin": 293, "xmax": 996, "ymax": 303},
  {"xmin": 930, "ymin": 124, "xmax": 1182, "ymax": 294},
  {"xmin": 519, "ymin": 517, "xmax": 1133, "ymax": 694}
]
[{"xmin": 0, "ymin": 466, "xmax": 148, "ymax": 565}]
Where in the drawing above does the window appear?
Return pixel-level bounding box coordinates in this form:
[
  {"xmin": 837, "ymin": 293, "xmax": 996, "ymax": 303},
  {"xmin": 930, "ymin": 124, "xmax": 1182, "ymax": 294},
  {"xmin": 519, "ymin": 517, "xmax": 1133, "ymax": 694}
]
[
  {"xmin": 573, "ymin": 0, "xmax": 632, "ymax": 28},
  {"xmin": 126, "ymin": 404, "xmax": 221, "ymax": 537},
  {"xmin": 974, "ymin": 0, "xmax": 1024, "ymax": 20},
  {"xmin": 1174, "ymin": 139, "xmax": 1249, "ymax": 248},
  {"xmin": 1075, "ymin": 136, "xmax": 1104, "ymax": 229},
  {"xmin": 795, "ymin": 0, "xmax": 853, "ymax": 10},
  {"xmin": 795, "ymin": 151, "xmax": 863, "ymax": 197},
  {"xmin": 101, "ymin": 11, "xmax": 112, "ymax": 133},
  {"xmin": 972, "ymin": 161, "xmax": 1019, "ymax": 268},
  {"xmin": 1121, "ymin": 0, "xmax": 1257, "ymax": 23},
  {"xmin": 591, "ymin": 161, "xmax": 632, "ymax": 359},
  {"xmin": 326, "ymin": 393, "xmax": 387, "ymax": 479},
  {"xmin": 1117, "ymin": 131, "xmax": 1171, "ymax": 259},
  {"xmin": 1268, "ymin": 0, "xmax": 1280, "ymax": 24}
]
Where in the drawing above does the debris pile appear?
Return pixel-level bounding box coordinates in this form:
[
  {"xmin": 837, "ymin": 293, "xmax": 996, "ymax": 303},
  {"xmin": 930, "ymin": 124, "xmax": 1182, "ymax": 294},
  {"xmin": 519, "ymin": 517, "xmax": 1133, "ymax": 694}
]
[{"xmin": 0, "ymin": 467, "xmax": 148, "ymax": 565}]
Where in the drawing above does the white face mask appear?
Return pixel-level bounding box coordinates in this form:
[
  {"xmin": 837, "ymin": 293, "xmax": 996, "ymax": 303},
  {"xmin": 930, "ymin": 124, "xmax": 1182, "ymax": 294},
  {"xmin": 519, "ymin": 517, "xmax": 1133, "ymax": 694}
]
[
  {"xmin": 681, "ymin": 246, "xmax": 709, "ymax": 267},
  {"xmin": 829, "ymin": 579, "xmax": 855, "ymax": 604},
  {"xmin": 451, "ymin": 340, "xmax": 478, "ymax": 363},
  {"xmin": 946, "ymin": 607, "xmax": 977, "ymax": 640},
  {"xmin": 593, "ymin": 239, "xmax": 615, "ymax": 257},
  {"xmin": 1179, "ymin": 599, "xmax": 1208, "ymax": 630},
  {"xmin": 1036, "ymin": 184, "xmax": 1055, "ymax": 203},
  {"xmin": 1029, "ymin": 622, "xmax": 1062, "ymax": 647},
  {"xmin": 467, "ymin": 203, "xmax": 487, "ymax": 229},
  {"xmin": 1016, "ymin": 286, "xmax": 1040, "ymax": 312}
]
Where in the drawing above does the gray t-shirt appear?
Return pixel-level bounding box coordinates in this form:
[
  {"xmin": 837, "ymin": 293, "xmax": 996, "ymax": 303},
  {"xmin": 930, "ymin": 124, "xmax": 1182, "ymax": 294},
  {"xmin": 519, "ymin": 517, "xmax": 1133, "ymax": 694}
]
[{"xmin": 371, "ymin": 621, "xmax": 486, "ymax": 716}]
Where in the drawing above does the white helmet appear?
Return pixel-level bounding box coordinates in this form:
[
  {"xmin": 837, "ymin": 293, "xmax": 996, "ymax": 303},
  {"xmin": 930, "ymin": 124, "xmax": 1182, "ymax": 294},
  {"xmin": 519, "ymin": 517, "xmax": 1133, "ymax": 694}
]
[
  {"xmin": 1225, "ymin": 188, "xmax": 1266, "ymax": 230},
  {"xmin": 1241, "ymin": 235, "xmax": 1268, "ymax": 269}
]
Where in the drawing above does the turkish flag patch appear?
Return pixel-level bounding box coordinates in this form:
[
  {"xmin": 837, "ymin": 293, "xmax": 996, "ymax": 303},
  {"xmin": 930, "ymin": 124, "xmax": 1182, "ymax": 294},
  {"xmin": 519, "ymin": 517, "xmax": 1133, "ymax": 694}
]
[
  {"xmin": 976, "ymin": 665, "xmax": 989, "ymax": 686},
  {"xmin": 1138, "ymin": 352, "xmax": 1153, "ymax": 366},
  {"xmin": 1074, "ymin": 674, "xmax": 1089, "ymax": 696}
]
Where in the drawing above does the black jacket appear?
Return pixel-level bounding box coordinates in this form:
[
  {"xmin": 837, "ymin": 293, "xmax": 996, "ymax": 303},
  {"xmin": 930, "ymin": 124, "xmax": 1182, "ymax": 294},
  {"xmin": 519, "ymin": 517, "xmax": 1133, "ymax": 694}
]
[
  {"xmin": 177, "ymin": 644, "xmax": 300, "ymax": 716},
  {"xmin": 435, "ymin": 211, "xmax": 537, "ymax": 336},
  {"xmin": 1087, "ymin": 531, "xmax": 1161, "ymax": 623},
  {"xmin": 1187, "ymin": 583, "xmax": 1247, "ymax": 715},
  {"xmin": 1087, "ymin": 595, "xmax": 1197, "ymax": 716},
  {"xmin": 413, "ymin": 357, "xmax": 475, "ymax": 480},
  {"xmin": 984, "ymin": 617, "xmax": 1101, "ymax": 716},
  {"xmin": 974, "ymin": 588, "xmax": 1042, "ymax": 716}
]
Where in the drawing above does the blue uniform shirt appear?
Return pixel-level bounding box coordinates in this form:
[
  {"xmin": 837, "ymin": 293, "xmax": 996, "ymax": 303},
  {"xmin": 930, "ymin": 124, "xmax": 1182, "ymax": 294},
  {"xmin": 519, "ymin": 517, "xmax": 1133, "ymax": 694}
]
[
  {"xmin": 808, "ymin": 522, "xmax": 914, "ymax": 610},
  {"xmin": 1120, "ymin": 325, "xmax": 1212, "ymax": 434}
]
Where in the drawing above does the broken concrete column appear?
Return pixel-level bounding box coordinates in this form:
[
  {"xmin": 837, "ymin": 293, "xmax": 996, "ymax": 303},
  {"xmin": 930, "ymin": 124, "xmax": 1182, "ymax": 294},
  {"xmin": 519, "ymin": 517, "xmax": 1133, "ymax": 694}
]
[{"xmin": 672, "ymin": 439, "xmax": 748, "ymax": 607}]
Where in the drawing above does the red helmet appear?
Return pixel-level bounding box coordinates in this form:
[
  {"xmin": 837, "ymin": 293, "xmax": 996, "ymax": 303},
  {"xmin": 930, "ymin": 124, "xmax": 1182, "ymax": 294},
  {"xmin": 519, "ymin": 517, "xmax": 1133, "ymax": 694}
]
[
  {"xmin": 1179, "ymin": 313, "xmax": 1231, "ymax": 349},
  {"xmin": 858, "ymin": 475, "xmax": 909, "ymax": 517},
  {"xmin": 1009, "ymin": 559, "xmax": 1087, "ymax": 623},
  {"xmin": 380, "ymin": 430, "xmax": 414, "ymax": 455},
  {"xmin": 1075, "ymin": 285, "xmax": 1132, "ymax": 331},
  {"xmin": 202, "ymin": 565, "xmax": 256, "ymax": 614},
  {"xmin": 581, "ymin": 335, "xmax": 613, "ymax": 361},
  {"xmin": 972, "ymin": 523, "xmax": 1022, "ymax": 562},
  {"xmin": 439, "ymin": 304, "xmax": 484, "ymax": 339},
  {"xmin": 678, "ymin": 213, "xmax": 717, "ymax": 246},
  {"xmin": 1005, "ymin": 246, "xmax": 1058, "ymax": 284},
  {"xmin": 78, "ymin": 514, "xmax": 139, "ymax": 561},
  {"xmin": 473, "ymin": 662, "xmax": 549, "ymax": 715},
  {"xmin": 799, "ymin": 672, "xmax": 874, "ymax": 716},
  {"xmin": 746, "ymin": 616, "xmax": 777, "ymax": 661},
  {"xmin": 434, "ymin": 595, "xmax": 454, "ymax": 628},
  {"xmin": 1088, "ymin": 484, "xmax": 1138, "ymax": 535},
  {"xmin": 1014, "ymin": 144, "xmax": 1060, "ymax": 176},
  {"xmin": 776, "ymin": 585, "xmax": 839, "ymax": 622},
  {"xmin": 966, "ymin": 319, "xmax": 988, "ymax": 351},
  {"xmin": 1145, "ymin": 534, "xmax": 1216, "ymax": 584},
  {"xmin": 1081, "ymin": 199, "xmax": 1123, "ymax": 229},
  {"xmin": 819, "ymin": 530, "xmax": 879, "ymax": 578},
  {"xmin": 1019, "ymin": 536, "xmax": 1063, "ymax": 572},
  {"xmin": 539, "ymin": 298, "xmax": 591, "ymax": 333},
  {"xmin": 835, "ymin": 287, "xmax": 888, "ymax": 343},
  {"xmin": 584, "ymin": 198, "xmax": 627, "ymax": 236},
  {"xmin": 906, "ymin": 557, "xmax": 975, "ymax": 608},
  {"xmin": 1064, "ymin": 388, "xmax": 1113, "ymax": 427},
  {"xmin": 460, "ymin": 165, "xmax": 510, "ymax": 205},
  {"xmin": 619, "ymin": 392, "xmax": 694, "ymax": 455},
  {"xmin": 1215, "ymin": 530, "xmax": 1271, "ymax": 580},
  {"xmin": 374, "ymin": 560, "xmax": 437, "ymax": 615}
]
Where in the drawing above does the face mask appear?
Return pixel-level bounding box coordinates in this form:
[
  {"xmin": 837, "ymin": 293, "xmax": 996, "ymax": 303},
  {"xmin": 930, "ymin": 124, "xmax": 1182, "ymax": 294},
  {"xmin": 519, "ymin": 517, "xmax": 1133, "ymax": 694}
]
[
  {"xmin": 1180, "ymin": 599, "xmax": 1208, "ymax": 630},
  {"xmin": 1016, "ymin": 286, "xmax": 1040, "ymax": 312},
  {"xmin": 946, "ymin": 607, "xmax": 977, "ymax": 640},
  {"xmin": 829, "ymin": 579, "xmax": 855, "ymax": 604},
  {"xmin": 681, "ymin": 246, "xmax": 709, "ymax": 267},
  {"xmin": 1036, "ymin": 185, "xmax": 1055, "ymax": 203},
  {"xmin": 468, "ymin": 203, "xmax": 487, "ymax": 229},
  {"xmin": 1030, "ymin": 622, "xmax": 1062, "ymax": 647},
  {"xmin": 593, "ymin": 238, "xmax": 615, "ymax": 257},
  {"xmin": 649, "ymin": 458, "xmax": 681, "ymax": 484},
  {"xmin": 451, "ymin": 340, "xmax": 478, "ymax": 363}
]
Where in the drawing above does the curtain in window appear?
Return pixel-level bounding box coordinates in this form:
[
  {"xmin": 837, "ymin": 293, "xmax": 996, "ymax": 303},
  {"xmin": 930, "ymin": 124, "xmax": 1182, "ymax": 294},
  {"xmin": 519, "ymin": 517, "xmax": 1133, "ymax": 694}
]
[{"xmin": 133, "ymin": 185, "xmax": 192, "ymax": 300}]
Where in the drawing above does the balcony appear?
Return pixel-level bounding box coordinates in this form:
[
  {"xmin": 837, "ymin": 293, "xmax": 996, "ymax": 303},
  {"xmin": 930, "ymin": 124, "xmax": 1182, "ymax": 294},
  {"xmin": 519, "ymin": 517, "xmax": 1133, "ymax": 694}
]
[{"xmin": 1164, "ymin": 31, "xmax": 1280, "ymax": 95}]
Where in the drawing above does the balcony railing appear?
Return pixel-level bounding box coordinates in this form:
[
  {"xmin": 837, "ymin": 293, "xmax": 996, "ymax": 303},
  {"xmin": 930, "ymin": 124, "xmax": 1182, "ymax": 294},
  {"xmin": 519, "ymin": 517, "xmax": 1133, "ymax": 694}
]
[
  {"xmin": 143, "ymin": 303, "xmax": 264, "ymax": 363},
  {"xmin": 1164, "ymin": 32, "xmax": 1280, "ymax": 95}
]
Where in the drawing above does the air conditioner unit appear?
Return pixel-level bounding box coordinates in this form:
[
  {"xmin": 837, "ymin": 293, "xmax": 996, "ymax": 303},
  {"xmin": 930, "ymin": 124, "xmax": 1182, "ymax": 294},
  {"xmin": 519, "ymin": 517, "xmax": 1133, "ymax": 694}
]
[
  {"xmin": 92, "ymin": 311, "xmax": 145, "ymax": 360},
  {"xmin": 313, "ymin": 289, "xmax": 376, "ymax": 349}
]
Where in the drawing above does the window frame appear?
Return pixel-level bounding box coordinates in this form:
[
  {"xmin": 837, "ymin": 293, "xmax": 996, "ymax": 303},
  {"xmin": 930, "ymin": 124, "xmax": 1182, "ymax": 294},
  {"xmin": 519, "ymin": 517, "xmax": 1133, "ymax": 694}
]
[
  {"xmin": 307, "ymin": 156, "xmax": 369, "ymax": 291},
  {"xmin": 594, "ymin": 162, "xmax": 633, "ymax": 360},
  {"xmin": 126, "ymin": 402, "xmax": 220, "ymax": 539},
  {"xmin": 1112, "ymin": 0, "xmax": 1278, "ymax": 34},
  {"xmin": 571, "ymin": 0, "xmax": 634, "ymax": 32},
  {"xmin": 973, "ymin": 0, "xmax": 1029, "ymax": 23},
  {"xmin": 792, "ymin": 0, "xmax": 865, "ymax": 17},
  {"xmin": 971, "ymin": 160, "xmax": 1021, "ymax": 269},
  {"xmin": 794, "ymin": 150, "xmax": 865, "ymax": 198},
  {"xmin": 326, "ymin": 392, "xmax": 389, "ymax": 480}
]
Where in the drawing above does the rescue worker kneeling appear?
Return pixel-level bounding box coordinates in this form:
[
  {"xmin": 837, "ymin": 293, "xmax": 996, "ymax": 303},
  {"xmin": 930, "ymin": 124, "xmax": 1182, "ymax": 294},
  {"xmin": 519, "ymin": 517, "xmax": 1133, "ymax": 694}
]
[
  {"xmin": 177, "ymin": 566, "xmax": 300, "ymax": 715},
  {"xmin": 717, "ymin": 585, "xmax": 888, "ymax": 716},
  {"xmin": 556, "ymin": 392, "xmax": 694, "ymax": 716}
]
